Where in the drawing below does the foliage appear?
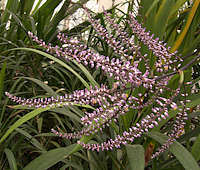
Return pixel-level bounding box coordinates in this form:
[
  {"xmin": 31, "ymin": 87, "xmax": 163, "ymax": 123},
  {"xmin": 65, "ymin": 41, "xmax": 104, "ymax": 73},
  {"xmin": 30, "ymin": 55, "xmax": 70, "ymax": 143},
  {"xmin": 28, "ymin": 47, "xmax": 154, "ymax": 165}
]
[{"xmin": 0, "ymin": 0, "xmax": 200, "ymax": 170}]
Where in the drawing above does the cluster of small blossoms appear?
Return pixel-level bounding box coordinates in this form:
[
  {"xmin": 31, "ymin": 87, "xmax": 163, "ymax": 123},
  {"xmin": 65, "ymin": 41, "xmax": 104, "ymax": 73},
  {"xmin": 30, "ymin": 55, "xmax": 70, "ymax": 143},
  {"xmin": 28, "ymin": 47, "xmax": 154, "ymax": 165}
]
[
  {"xmin": 151, "ymin": 90, "xmax": 191, "ymax": 158},
  {"xmin": 152, "ymin": 107, "xmax": 189, "ymax": 159},
  {"xmin": 6, "ymin": 10, "xmax": 189, "ymax": 159},
  {"xmin": 32, "ymin": 30, "xmax": 155, "ymax": 89},
  {"xmin": 77, "ymin": 103, "xmax": 175, "ymax": 151},
  {"xmin": 85, "ymin": 9, "xmax": 152, "ymax": 73},
  {"xmin": 5, "ymin": 85, "xmax": 115, "ymax": 108},
  {"xmin": 85, "ymin": 9, "xmax": 140, "ymax": 60},
  {"xmin": 128, "ymin": 13, "xmax": 182, "ymax": 72}
]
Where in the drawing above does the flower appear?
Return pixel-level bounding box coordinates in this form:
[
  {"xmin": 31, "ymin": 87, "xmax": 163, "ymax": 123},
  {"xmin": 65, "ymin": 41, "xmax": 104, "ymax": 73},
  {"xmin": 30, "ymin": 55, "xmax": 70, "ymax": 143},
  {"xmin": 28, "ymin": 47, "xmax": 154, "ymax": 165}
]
[{"xmin": 6, "ymin": 8, "xmax": 189, "ymax": 159}]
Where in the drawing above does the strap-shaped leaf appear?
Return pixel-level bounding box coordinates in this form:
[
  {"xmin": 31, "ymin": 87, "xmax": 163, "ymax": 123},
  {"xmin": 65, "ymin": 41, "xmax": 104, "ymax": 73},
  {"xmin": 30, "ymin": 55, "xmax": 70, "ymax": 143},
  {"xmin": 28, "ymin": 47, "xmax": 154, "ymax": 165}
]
[
  {"xmin": 23, "ymin": 135, "xmax": 93, "ymax": 170},
  {"xmin": 171, "ymin": 0, "xmax": 200, "ymax": 52},
  {"xmin": 9, "ymin": 48, "xmax": 91, "ymax": 89},
  {"xmin": 126, "ymin": 144, "xmax": 145, "ymax": 170},
  {"xmin": 23, "ymin": 144, "xmax": 76, "ymax": 170},
  {"xmin": 0, "ymin": 61, "xmax": 6, "ymax": 102},
  {"xmin": 191, "ymin": 134, "xmax": 200, "ymax": 161},
  {"xmin": 4, "ymin": 148, "xmax": 18, "ymax": 170},
  {"xmin": 0, "ymin": 107, "xmax": 50, "ymax": 144}
]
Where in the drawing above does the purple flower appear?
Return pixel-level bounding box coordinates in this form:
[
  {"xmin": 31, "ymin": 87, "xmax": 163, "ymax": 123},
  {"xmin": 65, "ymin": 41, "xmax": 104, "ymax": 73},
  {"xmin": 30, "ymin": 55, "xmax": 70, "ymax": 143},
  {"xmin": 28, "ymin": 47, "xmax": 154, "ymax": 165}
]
[{"xmin": 5, "ymin": 8, "xmax": 190, "ymax": 159}]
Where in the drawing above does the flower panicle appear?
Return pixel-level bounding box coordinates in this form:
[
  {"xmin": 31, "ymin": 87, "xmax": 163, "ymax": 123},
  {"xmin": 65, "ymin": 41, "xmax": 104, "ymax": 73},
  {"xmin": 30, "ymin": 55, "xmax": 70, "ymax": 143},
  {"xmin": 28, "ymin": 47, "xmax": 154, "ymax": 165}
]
[
  {"xmin": 128, "ymin": 13, "xmax": 182, "ymax": 72},
  {"xmin": 6, "ymin": 8, "xmax": 190, "ymax": 159},
  {"xmin": 5, "ymin": 85, "xmax": 113, "ymax": 108}
]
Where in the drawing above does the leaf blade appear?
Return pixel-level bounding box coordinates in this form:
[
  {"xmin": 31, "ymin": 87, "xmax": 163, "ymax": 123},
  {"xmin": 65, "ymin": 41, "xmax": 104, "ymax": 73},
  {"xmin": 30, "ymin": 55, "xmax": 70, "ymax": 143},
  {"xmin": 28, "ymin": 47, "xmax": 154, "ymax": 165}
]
[
  {"xmin": 0, "ymin": 107, "xmax": 50, "ymax": 144},
  {"xmin": 170, "ymin": 0, "xmax": 200, "ymax": 52},
  {"xmin": 126, "ymin": 144, "xmax": 145, "ymax": 170},
  {"xmin": 23, "ymin": 144, "xmax": 76, "ymax": 170},
  {"xmin": 191, "ymin": 134, "xmax": 200, "ymax": 161},
  {"xmin": 4, "ymin": 148, "xmax": 18, "ymax": 170},
  {"xmin": 9, "ymin": 48, "xmax": 90, "ymax": 89}
]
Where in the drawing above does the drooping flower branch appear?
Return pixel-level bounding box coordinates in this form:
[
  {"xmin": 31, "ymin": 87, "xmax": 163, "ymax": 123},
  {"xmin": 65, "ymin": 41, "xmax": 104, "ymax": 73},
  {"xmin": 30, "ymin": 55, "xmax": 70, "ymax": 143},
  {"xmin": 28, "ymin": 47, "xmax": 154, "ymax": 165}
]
[{"xmin": 6, "ymin": 9, "xmax": 192, "ymax": 158}]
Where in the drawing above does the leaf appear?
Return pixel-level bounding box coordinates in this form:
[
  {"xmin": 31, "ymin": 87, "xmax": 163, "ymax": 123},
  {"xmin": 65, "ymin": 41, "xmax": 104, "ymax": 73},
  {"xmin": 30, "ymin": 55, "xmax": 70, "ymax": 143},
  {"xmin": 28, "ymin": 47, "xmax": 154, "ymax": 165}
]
[
  {"xmin": 170, "ymin": 0, "xmax": 200, "ymax": 52},
  {"xmin": 30, "ymin": 0, "xmax": 43, "ymax": 15},
  {"xmin": 147, "ymin": 132, "xmax": 200, "ymax": 170},
  {"xmin": 1, "ymin": 94, "xmax": 95, "ymax": 144},
  {"xmin": 1, "ymin": 0, "xmax": 19, "ymax": 24},
  {"xmin": 21, "ymin": 0, "xmax": 35, "ymax": 15},
  {"xmin": 33, "ymin": 0, "xmax": 62, "ymax": 19},
  {"xmin": 191, "ymin": 134, "xmax": 200, "ymax": 161},
  {"xmin": 6, "ymin": 10, "xmax": 27, "ymax": 33},
  {"xmin": 0, "ymin": 78, "xmax": 23, "ymax": 124},
  {"xmin": 169, "ymin": 0, "xmax": 187, "ymax": 17},
  {"xmin": 23, "ymin": 135, "xmax": 93, "ymax": 170},
  {"xmin": 4, "ymin": 148, "xmax": 18, "ymax": 170},
  {"xmin": 15, "ymin": 128, "xmax": 46, "ymax": 152},
  {"xmin": 45, "ymin": 0, "xmax": 71, "ymax": 38},
  {"xmin": 0, "ymin": 107, "xmax": 50, "ymax": 144},
  {"xmin": 145, "ymin": 0, "xmax": 160, "ymax": 18},
  {"xmin": 9, "ymin": 48, "xmax": 90, "ymax": 89},
  {"xmin": 23, "ymin": 144, "xmax": 76, "ymax": 170},
  {"xmin": 126, "ymin": 144, "xmax": 145, "ymax": 170},
  {"xmin": 60, "ymin": 162, "xmax": 84, "ymax": 170},
  {"xmin": 0, "ymin": 61, "xmax": 6, "ymax": 102},
  {"xmin": 52, "ymin": 108, "xmax": 81, "ymax": 123},
  {"xmin": 19, "ymin": 77, "xmax": 57, "ymax": 97},
  {"xmin": 153, "ymin": 0, "xmax": 174, "ymax": 37},
  {"xmin": 72, "ymin": 60, "xmax": 99, "ymax": 87}
]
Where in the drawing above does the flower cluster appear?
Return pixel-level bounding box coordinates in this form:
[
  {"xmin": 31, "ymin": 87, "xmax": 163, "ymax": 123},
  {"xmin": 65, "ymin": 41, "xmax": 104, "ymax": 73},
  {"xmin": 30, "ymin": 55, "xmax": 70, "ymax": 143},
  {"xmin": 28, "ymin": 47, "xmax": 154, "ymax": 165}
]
[{"xmin": 6, "ymin": 9, "xmax": 189, "ymax": 159}]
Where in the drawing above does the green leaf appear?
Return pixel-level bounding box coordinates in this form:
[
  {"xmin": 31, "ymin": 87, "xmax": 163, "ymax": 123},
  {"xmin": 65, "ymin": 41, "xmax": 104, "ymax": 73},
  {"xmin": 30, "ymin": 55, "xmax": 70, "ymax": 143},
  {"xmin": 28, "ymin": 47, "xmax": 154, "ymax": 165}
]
[
  {"xmin": 60, "ymin": 162, "xmax": 84, "ymax": 170},
  {"xmin": 4, "ymin": 148, "xmax": 18, "ymax": 170},
  {"xmin": 21, "ymin": 0, "xmax": 35, "ymax": 15},
  {"xmin": 169, "ymin": 0, "xmax": 187, "ymax": 17},
  {"xmin": 72, "ymin": 60, "xmax": 99, "ymax": 87},
  {"xmin": 23, "ymin": 144, "xmax": 76, "ymax": 170},
  {"xmin": 15, "ymin": 128, "xmax": 46, "ymax": 152},
  {"xmin": 0, "ymin": 61, "xmax": 6, "ymax": 102},
  {"xmin": 1, "ymin": 0, "xmax": 19, "ymax": 24},
  {"xmin": 6, "ymin": 9, "xmax": 27, "ymax": 32},
  {"xmin": 171, "ymin": 0, "xmax": 200, "ymax": 52},
  {"xmin": 147, "ymin": 132, "xmax": 200, "ymax": 170},
  {"xmin": 0, "ymin": 78, "xmax": 23, "ymax": 124},
  {"xmin": 145, "ymin": 0, "xmax": 160, "ymax": 18},
  {"xmin": 33, "ymin": 0, "xmax": 62, "ymax": 19},
  {"xmin": 45, "ymin": 0, "xmax": 71, "ymax": 38},
  {"xmin": 153, "ymin": 0, "xmax": 174, "ymax": 37},
  {"xmin": 23, "ymin": 135, "xmax": 93, "ymax": 170},
  {"xmin": 52, "ymin": 108, "xmax": 81, "ymax": 123},
  {"xmin": 31, "ymin": 0, "xmax": 43, "ymax": 15},
  {"xmin": 126, "ymin": 144, "xmax": 145, "ymax": 170},
  {"xmin": 0, "ymin": 107, "xmax": 50, "ymax": 144},
  {"xmin": 191, "ymin": 134, "xmax": 200, "ymax": 161},
  {"xmin": 9, "ymin": 48, "xmax": 90, "ymax": 89},
  {"xmin": 19, "ymin": 77, "xmax": 57, "ymax": 97}
]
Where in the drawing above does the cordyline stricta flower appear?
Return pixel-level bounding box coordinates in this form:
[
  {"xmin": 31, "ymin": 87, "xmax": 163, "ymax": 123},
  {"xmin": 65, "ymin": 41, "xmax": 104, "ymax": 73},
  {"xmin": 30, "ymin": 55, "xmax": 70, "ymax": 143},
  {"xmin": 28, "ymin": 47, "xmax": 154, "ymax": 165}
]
[{"xmin": 6, "ymin": 9, "xmax": 190, "ymax": 158}]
